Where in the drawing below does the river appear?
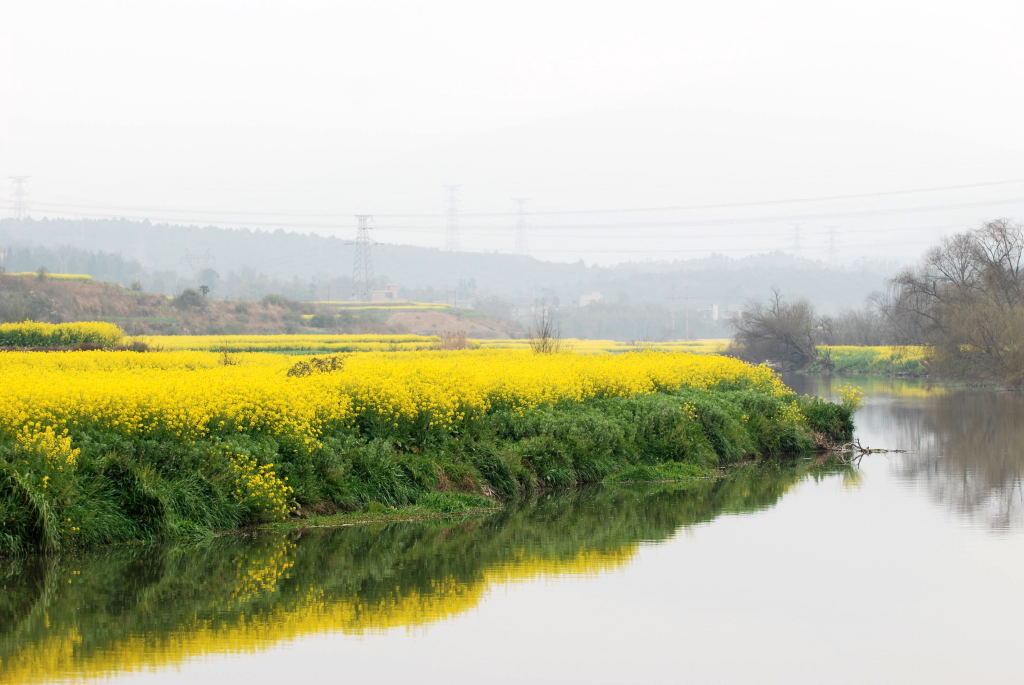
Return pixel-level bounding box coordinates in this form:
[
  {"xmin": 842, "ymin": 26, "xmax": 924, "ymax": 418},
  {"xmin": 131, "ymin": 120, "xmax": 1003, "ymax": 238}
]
[{"xmin": 2, "ymin": 375, "xmax": 1022, "ymax": 684}]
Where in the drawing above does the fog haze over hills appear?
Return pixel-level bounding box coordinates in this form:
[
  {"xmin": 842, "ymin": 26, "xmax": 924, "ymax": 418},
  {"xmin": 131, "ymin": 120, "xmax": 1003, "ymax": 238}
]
[
  {"xmin": 3, "ymin": 1, "xmax": 1024, "ymax": 265},
  {"xmin": 0, "ymin": 217, "xmax": 899, "ymax": 339}
]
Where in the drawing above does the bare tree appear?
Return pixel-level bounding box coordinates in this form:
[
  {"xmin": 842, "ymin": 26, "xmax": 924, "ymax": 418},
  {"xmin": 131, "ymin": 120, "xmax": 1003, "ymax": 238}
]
[
  {"xmin": 890, "ymin": 219, "xmax": 1024, "ymax": 385},
  {"xmin": 730, "ymin": 289, "xmax": 819, "ymax": 369},
  {"xmin": 436, "ymin": 330, "xmax": 471, "ymax": 350},
  {"xmin": 529, "ymin": 305, "xmax": 562, "ymax": 354},
  {"xmin": 819, "ymin": 291, "xmax": 896, "ymax": 346}
]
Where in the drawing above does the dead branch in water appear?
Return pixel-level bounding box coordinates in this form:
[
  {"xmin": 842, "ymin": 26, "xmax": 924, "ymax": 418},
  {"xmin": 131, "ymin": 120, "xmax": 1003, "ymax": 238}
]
[{"xmin": 829, "ymin": 438, "xmax": 908, "ymax": 464}]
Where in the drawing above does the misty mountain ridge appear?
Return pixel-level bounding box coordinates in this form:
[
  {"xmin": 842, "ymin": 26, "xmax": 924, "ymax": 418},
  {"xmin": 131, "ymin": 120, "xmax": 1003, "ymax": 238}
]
[{"xmin": 0, "ymin": 217, "xmax": 897, "ymax": 340}]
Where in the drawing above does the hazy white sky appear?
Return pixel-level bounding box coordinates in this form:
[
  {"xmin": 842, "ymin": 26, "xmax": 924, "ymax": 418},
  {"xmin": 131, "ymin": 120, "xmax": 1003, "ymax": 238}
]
[{"xmin": 2, "ymin": 0, "xmax": 1023, "ymax": 263}]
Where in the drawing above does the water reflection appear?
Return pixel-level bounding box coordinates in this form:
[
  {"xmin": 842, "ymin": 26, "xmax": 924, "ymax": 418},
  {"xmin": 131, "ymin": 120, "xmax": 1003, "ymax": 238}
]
[
  {"xmin": 0, "ymin": 461, "xmax": 845, "ymax": 684},
  {"xmin": 790, "ymin": 374, "xmax": 1024, "ymax": 531}
]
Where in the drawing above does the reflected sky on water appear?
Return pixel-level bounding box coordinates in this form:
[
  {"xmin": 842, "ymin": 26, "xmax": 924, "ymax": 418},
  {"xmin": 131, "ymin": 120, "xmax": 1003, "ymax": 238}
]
[
  {"xmin": 789, "ymin": 374, "xmax": 1024, "ymax": 532},
  {"xmin": 4, "ymin": 376, "xmax": 1024, "ymax": 684}
]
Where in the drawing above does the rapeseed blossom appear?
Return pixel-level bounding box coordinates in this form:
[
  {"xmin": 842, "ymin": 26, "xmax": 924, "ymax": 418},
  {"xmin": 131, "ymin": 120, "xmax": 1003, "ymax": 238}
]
[{"xmin": 0, "ymin": 349, "xmax": 788, "ymax": 453}]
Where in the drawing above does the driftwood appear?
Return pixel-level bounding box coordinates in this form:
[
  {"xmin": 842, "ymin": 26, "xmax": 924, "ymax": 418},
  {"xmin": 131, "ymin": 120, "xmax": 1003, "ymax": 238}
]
[{"xmin": 829, "ymin": 439, "xmax": 908, "ymax": 465}]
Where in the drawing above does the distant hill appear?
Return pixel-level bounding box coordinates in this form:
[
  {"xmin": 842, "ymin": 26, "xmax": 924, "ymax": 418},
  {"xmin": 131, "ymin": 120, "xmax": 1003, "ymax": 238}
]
[
  {"xmin": 0, "ymin": 217, "xmax": 899, "ymax": 340},
  {"xmin": 0, "ymin": 274, "xmax": 519, "ymax": 337}
]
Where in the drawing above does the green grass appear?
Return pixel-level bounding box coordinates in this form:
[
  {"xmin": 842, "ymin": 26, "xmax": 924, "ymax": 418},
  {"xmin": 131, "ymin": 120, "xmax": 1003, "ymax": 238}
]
[
  {"xmin": 0, "ymin": 388, "xmax": 853, "ymax": 556},
  {"xmin": 811, "ymin": 346, "xmax": 929, "ymax": 376},
  {"xmin": 604, "ymin": 461, "xmax": 712, "ymax": 483}
]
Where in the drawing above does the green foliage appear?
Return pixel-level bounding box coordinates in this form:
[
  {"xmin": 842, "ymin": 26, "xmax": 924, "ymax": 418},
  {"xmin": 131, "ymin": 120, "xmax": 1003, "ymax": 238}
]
[
  {"xmin": 0, "ymin": 387, "xmax": 849, "ymax": 555},
  {"xmin": 285, "ymin": 354, "xmax": 347, "ymax": 377},
  {"xmin": 416, "ymin": 492, "xmax": 496, "ymax": 513},
  {"xmin": 0, "ymin": 321, "xmax": 124, "ymax": 349},
  {"xmin": 173, "ymin": 289, "xmax": 207, "ymax": 309},
  {"xmin": 797, "ymin": 396, "xmax": 855, "ymax": 444},
  {"xmin": 308, "ymin": 313, "xmax": 338, "ymax": 329},
  {"xmin": 604, "ymin": 461, "xmax": 710, "ymax": 483}
]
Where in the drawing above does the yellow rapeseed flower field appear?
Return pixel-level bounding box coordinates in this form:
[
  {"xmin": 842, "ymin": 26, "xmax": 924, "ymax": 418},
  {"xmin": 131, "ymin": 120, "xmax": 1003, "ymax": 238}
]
[
  {"xmin": 475, "ymin": 338, "xmax": 731, "ymax": 353},
  {"xmin": 818, "ymin": 345, "xmax": 929, "ymax": 361},
  {"xmin": 0, "ymin": 349, "xmax": 787, "ymax": 451},
  {"xmin": 142, "ymin": 333, "xmax": 440, "ymax": 352},
  {"xmin": 816, "ymin": 344, "xmax": 930, "ymax": 374},
  {"xmin": 140, "ymin": 333, "xmax": 730, "ymax": 355},
  {"xmin": 1, "ymin": 272, "xmax": 93, "ymax": 280}
]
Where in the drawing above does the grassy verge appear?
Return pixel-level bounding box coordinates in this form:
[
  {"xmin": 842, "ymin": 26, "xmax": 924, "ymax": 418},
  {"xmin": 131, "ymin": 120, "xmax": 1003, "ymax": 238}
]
[
  {"xmin": 810, "ymin": 345, "xmax": 930, "ymax": 376},
  {"xmin": 0, "ymin": 386, "xmax": 853, "ymax": 556}
]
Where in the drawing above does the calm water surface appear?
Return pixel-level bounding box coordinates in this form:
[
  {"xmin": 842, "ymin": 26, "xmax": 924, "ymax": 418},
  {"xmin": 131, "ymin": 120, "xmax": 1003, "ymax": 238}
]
[{"xmin": 3, "ymin": 376, "xmax": 1023, "ymax": 684}]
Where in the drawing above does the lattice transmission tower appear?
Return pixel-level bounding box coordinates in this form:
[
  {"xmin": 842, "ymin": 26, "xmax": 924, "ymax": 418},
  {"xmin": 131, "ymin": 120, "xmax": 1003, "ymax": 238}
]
[
  {"xmin": 827, "ymin": 225, "xmax": 839, "ymax": 262},
  {"xmin": 444, "ymin": 184, "xmax": 460, "ymax": 251},
  {"xmin": 513, "ymin": 197, "xmax": 529, "ymax": 255},
  {"xmin": 9, "ymin": 176, "xmax": 29, "ymax": 219},
  {"xmin": 352, "ymin": 214, "xmax": 374, "ymax": 301}
]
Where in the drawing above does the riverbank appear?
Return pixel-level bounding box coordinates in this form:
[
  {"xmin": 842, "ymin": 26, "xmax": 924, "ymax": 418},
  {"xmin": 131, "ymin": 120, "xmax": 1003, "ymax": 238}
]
[
  {"xmin": 0, "ymin": 462, "xmax": 852, "ymax": 683},
  {"xmin": 0, "ymin": 349, "xmax": 853, "ymax": 555},
  {"xmin": 806, "ymin": 345, "xmax": 1022, "ymax": 388},
  {"xmin": 258, "ymin": 463, "xmax": 724, "ymax": 534},
  {"xmin": 810, "ymin": 345, "xmax": 930, "ymax": 377}
]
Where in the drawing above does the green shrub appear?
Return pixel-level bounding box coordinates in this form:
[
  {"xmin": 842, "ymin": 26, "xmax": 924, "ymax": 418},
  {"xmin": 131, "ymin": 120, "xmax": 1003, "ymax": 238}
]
[{"xmin": 0, "ymin": 321, "xmax": 124, "ymax": 348}]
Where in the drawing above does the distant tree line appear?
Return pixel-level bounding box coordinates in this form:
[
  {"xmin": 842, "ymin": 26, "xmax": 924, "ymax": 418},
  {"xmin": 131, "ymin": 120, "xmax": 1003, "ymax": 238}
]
[{"xmin": 732, "ymin": 219, "xmax": 1024, "ymax": 385}]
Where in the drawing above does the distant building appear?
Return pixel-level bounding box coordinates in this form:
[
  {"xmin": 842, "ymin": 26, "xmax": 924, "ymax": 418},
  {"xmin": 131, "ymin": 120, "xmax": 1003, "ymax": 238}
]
[
  {"xmin": 371, "ymin": 284, "xmax": 401, "ymax": 302},
  {"xmin": 578, "ymin": 291, "xmax": 604, "ymax": 307},
  {"xmin": 722, "ymin": 303, "xmax": 744, "ymax": 320}
]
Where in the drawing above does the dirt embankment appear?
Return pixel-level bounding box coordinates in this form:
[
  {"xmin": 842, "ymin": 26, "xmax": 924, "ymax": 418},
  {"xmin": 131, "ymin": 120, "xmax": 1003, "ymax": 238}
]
[
  {"xmin": 384, "ymin": 310, "xmax": 515, "ymax": 337},
  {"xmin": 0, "ymin": 275, "xmax": 520, "ymax": 337}
]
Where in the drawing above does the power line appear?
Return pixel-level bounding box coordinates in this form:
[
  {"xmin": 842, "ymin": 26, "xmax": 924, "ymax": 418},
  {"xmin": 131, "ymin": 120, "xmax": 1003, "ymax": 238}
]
[
  {"xmin": 443, "ymin": 185, "xmax": 460, "ymax": 251},
  {"xmin": 24, "ymin": 176, "xmax": 1024, "ymax": 220},
  {"xmin": 512, "ymin": 197, "xmax": 529, "ymax": 255},
  {"xmin": 19, "ymin": 204, "xmax": 361, "ymax": 231},
  {"xmin": 26, "ymin": 194, "xmax": 1024, "ymax": 234},
  {"xmin": 827, "ymin": 225, "xmax": 838, "ymax": 262},
  {"xmin": 500, "ymin": 177, "xmax": 1024, "ymax": 217},
  {"xmin": 469, "ymin": 196, "xmax": 1024, "ymax": 231},
  {"xmin": 387, "ymin": 195, "xmax": 1024, "ymax": 232},
  {"xmin": 25, "ymin": 192, "xmax": 1024, "ymax": 235},
  {"xmin": 524, "ymin": 239, "xmax": 939, "ymax": 255}
]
